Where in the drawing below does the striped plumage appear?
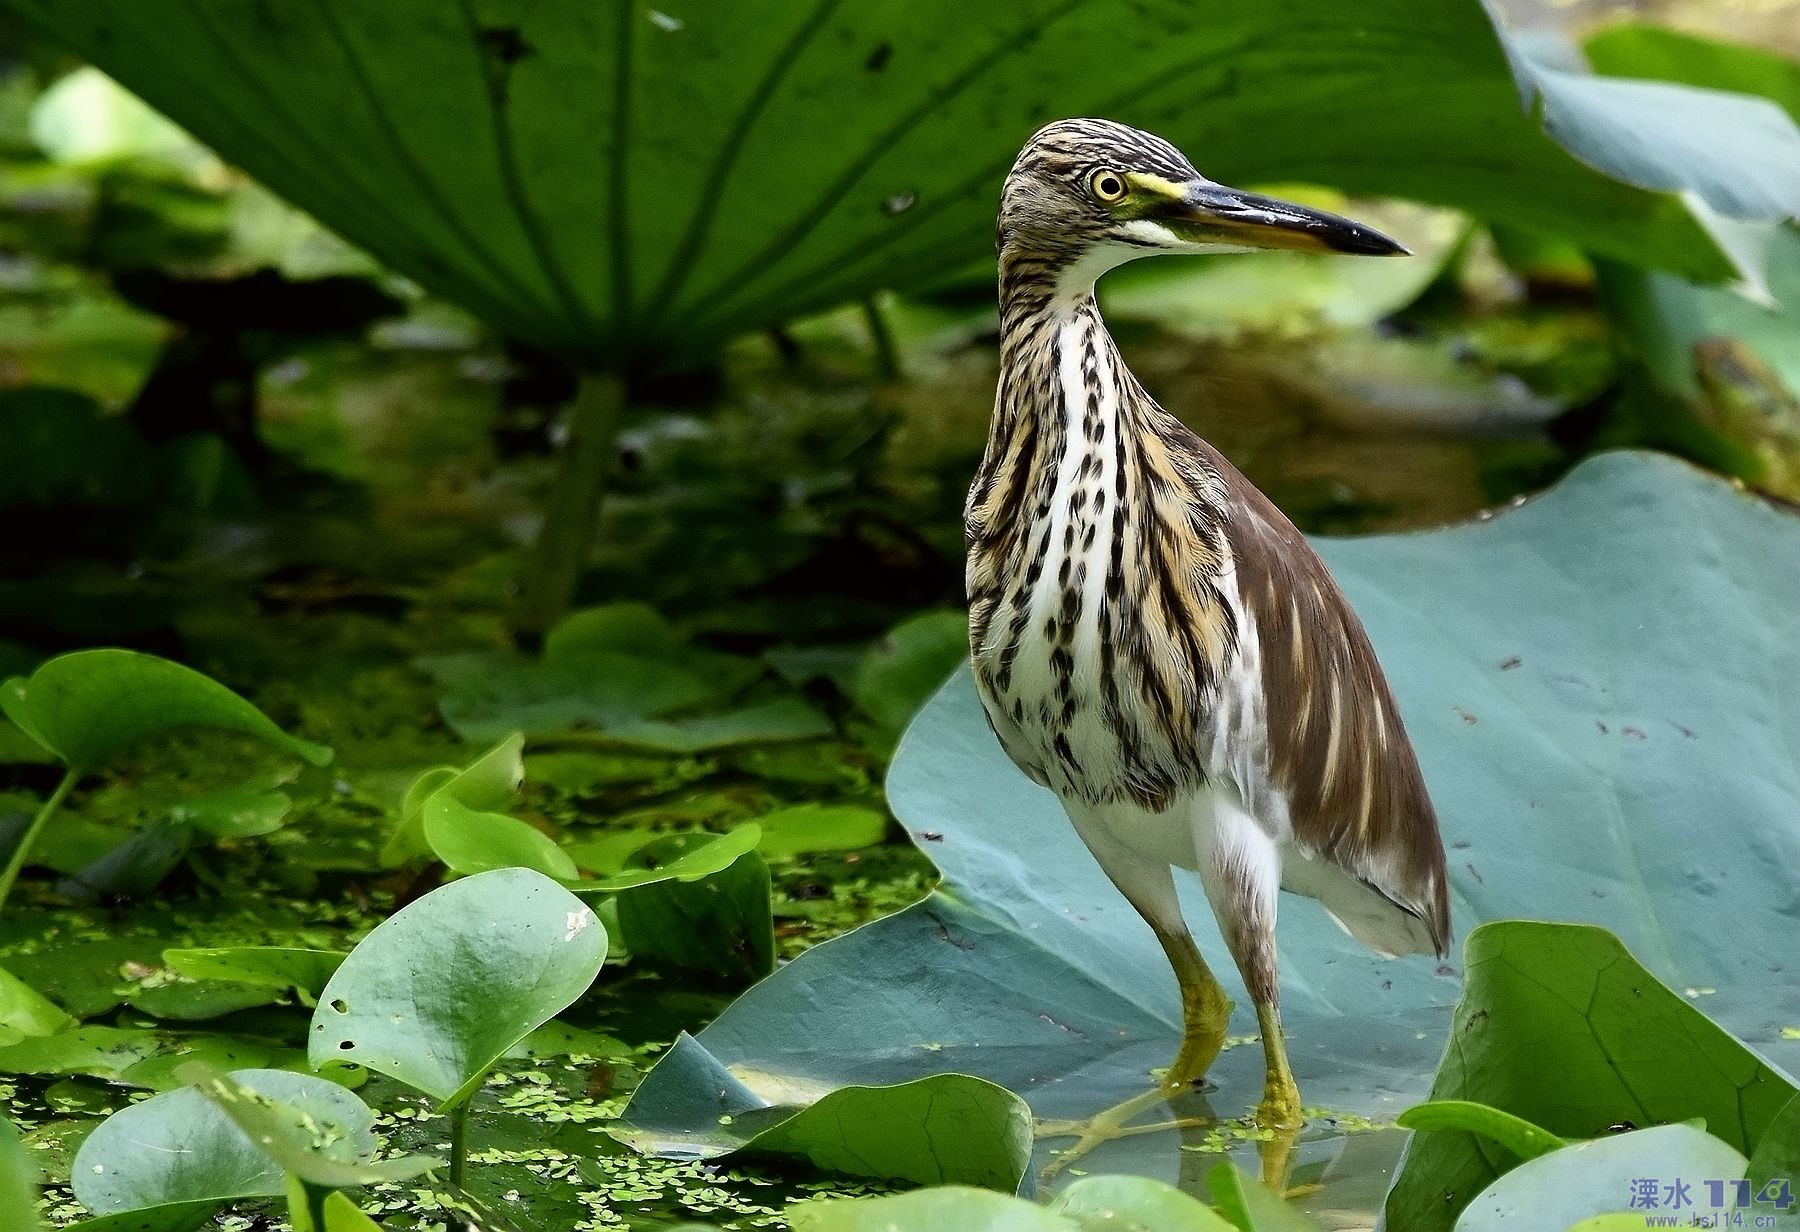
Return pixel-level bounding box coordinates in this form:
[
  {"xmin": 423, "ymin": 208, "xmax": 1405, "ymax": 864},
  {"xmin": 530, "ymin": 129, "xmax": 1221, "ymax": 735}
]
[{"xmin": 967, "ymin": 119, "xmax": 1450, "ymax": 1126}]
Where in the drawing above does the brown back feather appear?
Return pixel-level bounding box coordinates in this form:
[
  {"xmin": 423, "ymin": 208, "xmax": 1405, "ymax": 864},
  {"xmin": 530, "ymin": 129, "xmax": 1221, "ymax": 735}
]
[{"xmin": 1194, "ymin": 438, "xmax": 1452, "ymax": 953}]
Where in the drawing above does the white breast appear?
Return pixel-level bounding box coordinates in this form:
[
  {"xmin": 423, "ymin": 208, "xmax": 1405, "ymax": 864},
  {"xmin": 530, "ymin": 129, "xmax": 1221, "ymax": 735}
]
[{"xmin": 998, "ymin": 314, "xmax": 1130, "ymax": 797}]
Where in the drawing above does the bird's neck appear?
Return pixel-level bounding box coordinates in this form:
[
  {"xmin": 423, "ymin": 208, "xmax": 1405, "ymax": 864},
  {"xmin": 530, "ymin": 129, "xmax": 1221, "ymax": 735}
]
[
  {"xmin": 984, "ymin": 248, "xmax": 1156, "ymax": 482},
  {"xmin": 968, "ymin": 247, "xmax": 1230, "ymax": 616}
]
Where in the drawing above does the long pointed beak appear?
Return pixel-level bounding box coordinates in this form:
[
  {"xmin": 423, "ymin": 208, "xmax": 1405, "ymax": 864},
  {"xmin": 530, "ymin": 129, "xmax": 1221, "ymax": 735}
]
[{"xmin": 1165, "ymin": 182, "xmax": 1409, "ymax": 256}]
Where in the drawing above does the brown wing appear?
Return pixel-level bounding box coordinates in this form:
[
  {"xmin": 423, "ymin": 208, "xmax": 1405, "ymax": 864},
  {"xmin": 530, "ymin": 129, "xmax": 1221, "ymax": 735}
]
[{"xmin": 1201, "ymin": 443, "xmax": 1451, "ymax": 955}]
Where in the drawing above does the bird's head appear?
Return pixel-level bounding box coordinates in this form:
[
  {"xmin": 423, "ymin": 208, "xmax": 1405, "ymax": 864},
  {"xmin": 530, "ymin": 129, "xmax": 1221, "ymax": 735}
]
[{"xmin": 999, "ymin": 118, "xmax": 1406, "ymax": 292}]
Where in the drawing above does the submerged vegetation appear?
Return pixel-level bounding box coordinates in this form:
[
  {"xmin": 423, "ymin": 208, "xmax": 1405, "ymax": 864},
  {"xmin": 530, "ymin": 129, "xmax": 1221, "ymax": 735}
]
[{"xmin": 0, "ymin": 0, "xmax": 1798, "ymax": 1229}]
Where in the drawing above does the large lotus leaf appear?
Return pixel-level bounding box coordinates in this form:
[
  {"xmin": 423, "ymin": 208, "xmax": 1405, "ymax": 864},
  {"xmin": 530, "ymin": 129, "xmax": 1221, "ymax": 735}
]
[
  {"xmin": 7, "ymin": 3, "xmax": 1798, "ymax": 362},
  {"xmin": 620, "ymin": 451, "xmax": 1800, "ymax": 1223}
]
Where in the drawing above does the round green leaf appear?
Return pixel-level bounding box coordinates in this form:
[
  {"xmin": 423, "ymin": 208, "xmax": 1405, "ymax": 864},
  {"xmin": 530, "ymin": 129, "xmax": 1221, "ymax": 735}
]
[
  {"xmin": 180, "ymin": 1065, "xmax": 440, "ymax": 1189},
  {"xmin": 569, "ymin": 825, "xmax": 762, "ymax": 893},
  {"xmin": 0, "ymin": 650, "xmax": 330, "ymax": 773},
  {"xmin": 421, "ymin": 792, "xmax": 579, "ymax": 881},
  {"xmin": 748, "ymin": 1074, "xmax": 1031, "ymax": 1191},
  {"xmin": 169, "ymin": 789, "xmax": 293, "ymax": 840},
  {"xmin": 383, "ymin": 734, "xmax": 524, "ymax": 867},
  {"xmin": 71, "ymin": 1068, "xmax": 380, "ymax": 1217},
  {"xmin": 850, "ymin": 610, "xmax": 968, "ymax": 747},
  {"xmin": 62, "ymin": 1202, "xmax": 225, "ymax": 1232},
  {"xmin": 755, "ymin": 805, "xmax": 889, "ymax": 859},
  {"xmin": 0, "ymin": 964, "xmax": 73, "ymax": 1039},
  {"xmin": 308, "ymin": 868, "xmax": 606, "ymax": 1107},
  {"xmin": 1051, "ymin": 1174, "xmax": 1238, "ymax": 1230},
  {"xmin": 1452, "ymin": 1125, "xmax": 1746, "ymax": 1231}
]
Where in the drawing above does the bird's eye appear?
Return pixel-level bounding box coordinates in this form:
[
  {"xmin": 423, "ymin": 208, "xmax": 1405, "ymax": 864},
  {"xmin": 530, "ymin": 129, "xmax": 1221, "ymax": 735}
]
[{"xmin": 1089, "ymin": 170, "xmax": 1128, "ymax": 204}]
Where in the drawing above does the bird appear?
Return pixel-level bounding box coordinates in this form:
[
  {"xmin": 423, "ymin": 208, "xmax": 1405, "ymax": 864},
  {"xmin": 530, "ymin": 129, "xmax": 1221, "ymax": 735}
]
[{"xmin": 965, "ymin": 118, "xmax": 1451, "ymax": 1129}]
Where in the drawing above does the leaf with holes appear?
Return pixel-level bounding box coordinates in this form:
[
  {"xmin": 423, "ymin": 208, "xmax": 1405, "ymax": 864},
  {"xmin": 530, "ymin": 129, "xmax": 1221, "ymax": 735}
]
[{"xmin": 308, "ymin": 868, "xmax": 606, "ymax": 1107}]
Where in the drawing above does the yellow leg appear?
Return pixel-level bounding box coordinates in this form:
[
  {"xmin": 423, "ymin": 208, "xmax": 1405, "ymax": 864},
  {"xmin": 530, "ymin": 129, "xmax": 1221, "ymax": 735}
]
[
  {"xmin": 1155, "ymin": 923, "xmax": 1233, "ymax": 1089},
  {"xmin": 1254, "ymin": 1000, "xmax": 1302, "ymax": 1129}
]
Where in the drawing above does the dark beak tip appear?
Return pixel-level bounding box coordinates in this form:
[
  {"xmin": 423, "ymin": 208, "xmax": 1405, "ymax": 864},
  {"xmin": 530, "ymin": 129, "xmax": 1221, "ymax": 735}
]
[{"xmin": 1354, "ymin": 230, "xmax": 1410, "ymax": 257}]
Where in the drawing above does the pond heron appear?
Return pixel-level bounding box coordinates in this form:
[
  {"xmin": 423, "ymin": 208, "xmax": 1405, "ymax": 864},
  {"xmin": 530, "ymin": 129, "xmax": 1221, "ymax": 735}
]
[{"xmin": 967, "ymin": 119, "xmax": 1451, "ymax": 1130}]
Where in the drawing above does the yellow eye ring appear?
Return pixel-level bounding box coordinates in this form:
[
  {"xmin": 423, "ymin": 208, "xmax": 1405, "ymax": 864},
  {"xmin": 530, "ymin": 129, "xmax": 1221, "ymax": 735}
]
[{"xmin": 1090, "ymin": 169, "xmax": 1128, "ymax": 204}]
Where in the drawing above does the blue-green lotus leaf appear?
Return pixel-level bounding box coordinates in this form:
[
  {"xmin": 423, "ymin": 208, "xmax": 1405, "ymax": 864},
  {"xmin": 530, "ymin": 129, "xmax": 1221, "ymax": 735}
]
[{"xmin": 622, "ymin": 451, "xmax": 1800, "ymax": 1223}]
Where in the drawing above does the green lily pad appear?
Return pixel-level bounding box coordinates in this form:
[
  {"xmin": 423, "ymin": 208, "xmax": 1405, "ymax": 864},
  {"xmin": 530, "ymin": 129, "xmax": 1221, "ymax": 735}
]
[
  {"xmin": 1451, "ymin": 1125, "xmax": 1746, "ymax": 1231},
  {"xmin": 169, "ymin": 788, "xmax": 292, "ymax": 840},
  {"xmin": 614, "ymin": 830, "xmax": 774, "ymax": 980},
  {"xmin": 615, "ymin": 1036, "xmax": 1029, "ymax": 1191},
  {"xmin": 308, "ymin": 868, "xmax": 607, "ymax": 1108},
  {"xmin": 180, "ymin": 1064, "xmax": 440, "ymax": 1189},
  {"xmin": 849, "ymin": 610, "xmax": 968, "ymax": 751},
  {"xmin": 9, "ymin": 0, "xmax": 1796, "ymax": 370},
  {"xmin": 789, "ymin": 1188, "xmax": 1069, "ymax": 1232},
  {"xmin": 421, "ymin": 789, "xmax": 579, "ymax": 881},
  {"xmin": 0, "ymin": 1026, "xmax": 281, "ymax": 1089},
  {"xmin": 755, "ymin": 805, "xmax": 888, "ymax": 859},
  {"xmin": 161, "ymin": 947, "xmax": 348, "ymax": 1000},
  {"xmin": 416, "ymin": 608, "xmax": 762, "ymax": 744},
  {"xmin": 0, "ymin": 963, "xmax": 72, "ymax": 1039},
  {"xmin": 71, "ymin": 1068, "xmax": 383, "ymax": 1222},
  {"xmin": 126, "ymin": 981, "xmax": 282, "ymax": 1023},
  {"xmin": 598, "ymin": 698, "xmax": 832, "ymax": 755},
  {"xmin": 382, "ymin": 733, "xmax": 525, "ymax": 867},
  {"xmin": 1, "ymin": 1114, "xmax": 39, "ymax": 1231},
  {"xmin": 621, "ymin": 452, "xmax": 1800, "ymax": 1224},
  {"xmin": 1386, "ymin": 923, "xmax": 1797, "ymax": 1231},
  {"xmin": 568, "ymin": 824, "xmax": 762, "ymax": 893},
  {"xmin": 0, "ymin": 650, "xmax": 330, "ymax": 773}
]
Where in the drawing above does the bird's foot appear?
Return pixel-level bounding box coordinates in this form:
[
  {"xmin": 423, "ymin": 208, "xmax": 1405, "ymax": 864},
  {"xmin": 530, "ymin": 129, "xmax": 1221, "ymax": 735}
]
[
  {"xmin": 1036, "ymin": 1084, "xmax": 1216, "ymax": 1184},
  {"xmin": 1255, "ymin": 1070, "xmax": 1303, "ymax": 1131}
]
